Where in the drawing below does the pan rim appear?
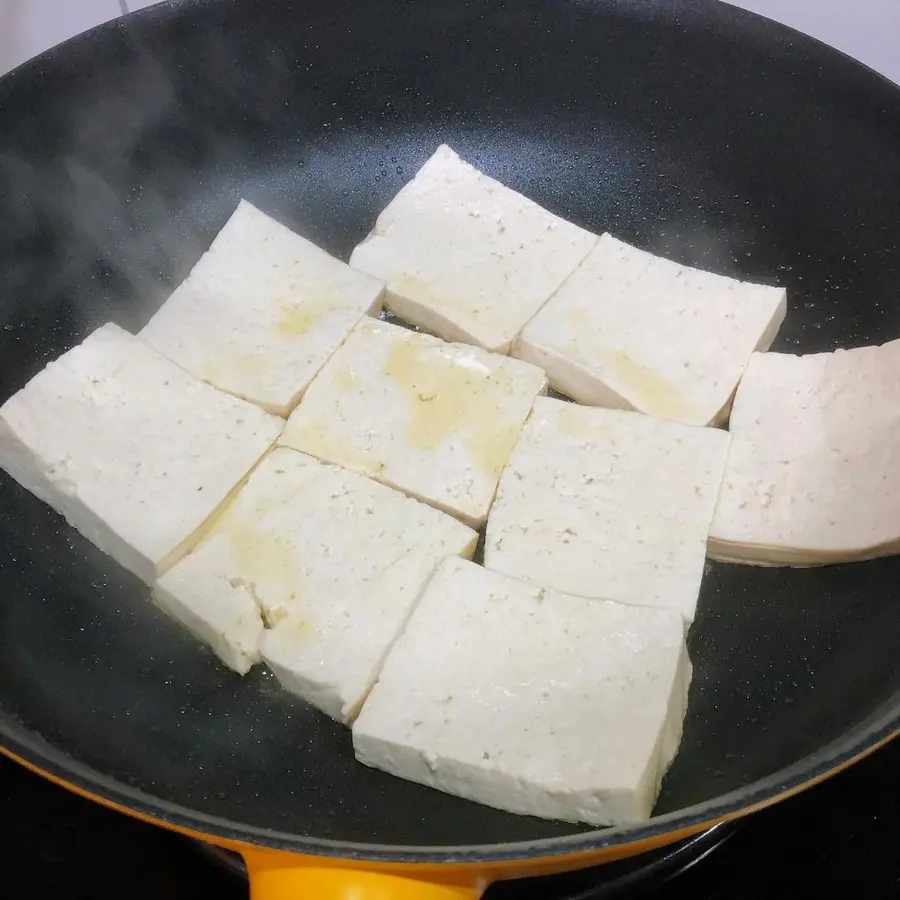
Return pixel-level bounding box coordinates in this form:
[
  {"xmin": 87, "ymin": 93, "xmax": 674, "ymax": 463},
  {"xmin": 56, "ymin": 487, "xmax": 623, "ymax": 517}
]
[
  {"xmin": 1, "ymin": 703, "xmax": 897, "ymax": 860},
  {"xmin": 0, "ymin": 0, "xmax": 899, "ymax": 864},
  {"xmin": 2, "ymin": 0, "xmax": 898, "ymax": 100}
]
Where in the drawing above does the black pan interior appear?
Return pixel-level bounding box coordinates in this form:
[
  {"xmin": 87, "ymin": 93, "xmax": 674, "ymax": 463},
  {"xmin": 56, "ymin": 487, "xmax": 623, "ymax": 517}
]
[{"xmin": 0, "ymin": 0, "xmax": 898, "ymax": 857}]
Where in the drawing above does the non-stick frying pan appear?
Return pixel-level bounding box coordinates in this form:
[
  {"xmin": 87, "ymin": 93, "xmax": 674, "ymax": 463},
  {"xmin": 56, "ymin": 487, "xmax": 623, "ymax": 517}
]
[{"xmin": 0, "ymin": 0, "xmax": 898, "ymax": 896}]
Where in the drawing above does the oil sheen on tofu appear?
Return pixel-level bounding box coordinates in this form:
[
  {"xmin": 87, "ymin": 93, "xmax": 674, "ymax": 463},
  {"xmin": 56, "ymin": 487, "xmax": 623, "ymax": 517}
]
[
  {"xmin": 353, "ymin": 558, "xmax": 692, "ymax": 827},
  {"xmin": 0, "ymin": 323, "xmax": 283, "ymax": 586},
  {"xmin": 279, "ymin": 317, "xmax": 548, "ymax": 528},
  {"xmin": 140, "ymin": 200, "xmax": 385, "ymax": 417},
  {"xmin": 709, "ymin": 340, "xmax": 900, "ymax": 565},
  {"xmin": 484, "ymin": 397, "xmax": 730, "ymax": 623},
  {"xmin": 514, "ymin": 233, "xmax": 787, "ymax": 426},
  {"xmin": 155, "ymin": 447, "xmax": 477, "ymax": 719},
  {"xmin": 349, "ymin": 144, "xmax": 598, "ymax": 354}
]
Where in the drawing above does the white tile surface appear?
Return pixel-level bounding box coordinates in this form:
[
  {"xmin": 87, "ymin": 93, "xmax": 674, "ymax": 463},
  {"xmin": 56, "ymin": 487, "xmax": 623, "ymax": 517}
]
[
  {"xmin": 0, "ymin": 0, "xmax": 125, "ymax": 75},
  {"xmin": 727, "ymin": 0, "xmax": 900, "ymax": 85},
  {"xmin": 0, "ymin": 1, "xmax": 897, "ymax": 83}
]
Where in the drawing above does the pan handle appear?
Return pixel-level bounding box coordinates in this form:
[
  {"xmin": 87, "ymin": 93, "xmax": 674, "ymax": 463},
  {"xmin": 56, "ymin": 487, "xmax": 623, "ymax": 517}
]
[{"xmin": 242, "ymin": 848, "xmax": 487, "ymax": 900}]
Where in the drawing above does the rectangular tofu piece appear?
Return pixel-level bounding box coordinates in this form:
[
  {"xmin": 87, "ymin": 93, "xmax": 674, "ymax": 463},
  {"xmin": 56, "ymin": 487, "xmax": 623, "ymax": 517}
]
[
  {"xmin": 280, "ymin": 317, "xmax": 547, "ymax": 527},
  {"xmin": 484, "ymin": 397, "xmax": 730, "ymax": 623},
  {"xmin": 514, "ymin": 233, "xmax": 787, "ymax": 426},
  {"xmin": 140, "ymin": 200, "xmax": 385, "ymax": 416},
  {"xmin": 349, "ymin": 144, "xmax": 598, "ymax": 354},
  {"xmin": 0, "ymin": 323, "xmax": 282, "ymax": 586},
  {"xmin": 156, "ymin": 447, "xmax": 476, "ymax": 716},
  {"xmin": 709, "ymin": 340, "xmax": 900, "ymax": 565},
  {"xmin": 354, "ymin": 558, "xmax": 691, "ymax": 826},
  {"xmin": 153, "ymin": 568, "xmax": 266, "ymax": 676}
]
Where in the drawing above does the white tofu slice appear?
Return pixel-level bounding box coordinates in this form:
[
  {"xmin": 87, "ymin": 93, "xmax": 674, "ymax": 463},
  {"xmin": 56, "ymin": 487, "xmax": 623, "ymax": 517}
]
[
  {"xmin": 709, "ymin": 341, "xmax": 900, "ymax": 566},
  {"xmin": 354, "ymin": 558, "xmax": 691, "ymax": 826},
  {"xmin": 513, "ymin": 233, "xmax": 787, "ymax": 426},
  {"xmin": 484, "ymin": 397, "xmax": 730, "ymax": 623},
  {"xmin": 349, "ymin": 144, "xmax": 598, "ymax": 354},
  {"xmin": 279, "ymin": 317, "xmax": 547, "ymax": 527},
  {"xmin": 153, "ymin": 568, "xmax": 265, "ymax": 675},
  {"xmin": 140, "ymin": 200, "xmax": 385, "ymax": 416},
  {"xmin": 0, "ymin": 323, "xmax": 282, "ymax": 586},
  {"xmin": 157, "ymin": 447, "xmax": 476, "ymax": 715}
]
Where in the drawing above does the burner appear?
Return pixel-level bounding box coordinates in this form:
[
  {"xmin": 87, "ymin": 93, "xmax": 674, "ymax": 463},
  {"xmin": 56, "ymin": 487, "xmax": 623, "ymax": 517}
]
[{"xmin": 192, "ymin": 823, "xmax": 737, "ymax": 899}]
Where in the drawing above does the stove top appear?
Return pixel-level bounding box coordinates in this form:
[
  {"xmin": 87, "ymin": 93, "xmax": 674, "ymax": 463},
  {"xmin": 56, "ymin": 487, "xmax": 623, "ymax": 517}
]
[{"xmin": 2, "ymin": 740, "xmax": 898, "ymax": 899}]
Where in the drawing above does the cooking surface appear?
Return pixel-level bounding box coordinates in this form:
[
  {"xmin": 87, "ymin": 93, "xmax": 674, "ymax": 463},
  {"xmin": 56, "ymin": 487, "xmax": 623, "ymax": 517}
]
[
  {"xmin": 0, "ymin": 0, "xmax": 898, "ymax": 868},
  {"xmin": 3, "ymin": 741, "xmax": 898, "ymax": 898}
]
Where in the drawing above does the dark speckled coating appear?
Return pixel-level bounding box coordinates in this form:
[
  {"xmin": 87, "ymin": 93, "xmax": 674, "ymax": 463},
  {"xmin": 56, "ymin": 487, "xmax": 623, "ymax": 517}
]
[{"xmin": 0, "ymin": 0, "xmax": 897, "ymax": 862}]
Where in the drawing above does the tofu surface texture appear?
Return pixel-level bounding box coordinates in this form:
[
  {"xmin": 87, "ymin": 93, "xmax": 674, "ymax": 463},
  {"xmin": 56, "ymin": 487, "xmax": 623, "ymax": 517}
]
[
  {"xmin": 0, "ymin": 323, "xmax": 283, "ymax": 586},
  {"xmin": 157, "ymin": 447, "xmax": 476, "ymax": 717},
  {"xmin": 280, "ymin": 317, "xmax": 548, "ymax": 527},
  {"xmin": 348, "ymin": 144, "xmax": 598, "ymax": 354},
  {"xmin": 514, "ymin": 233, "xmax": 787, "ymax": 426},
  {"xmin": 709, "ymin": 341, "xmax": 900, "ymax": 565},
  {"xmin": 484, "ymin": 397, "xmax": 730, "ymax": 623},
  {"xmin": 140, "ymin": 200, "xmax": 385, "ymax": 416},
  {"xmin": 153, "ymin": 564, "xmax": 266, "ymax": 676},
  {"xmin": 353, "ymin": 558, "xmax": 692, "ymax": 826}
]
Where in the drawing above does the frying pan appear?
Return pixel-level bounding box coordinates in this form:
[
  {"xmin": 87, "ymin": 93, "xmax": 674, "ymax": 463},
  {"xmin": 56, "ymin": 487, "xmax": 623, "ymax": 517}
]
[{"xmin": 0, "ymin": 0, "xmax": 898, "ymax": 896}]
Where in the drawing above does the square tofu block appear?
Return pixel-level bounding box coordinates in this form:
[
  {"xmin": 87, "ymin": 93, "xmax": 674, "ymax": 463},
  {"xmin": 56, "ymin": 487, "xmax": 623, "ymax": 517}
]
[
  {"xmin": 154, "ymin": 568, "xmax": 266, "ymax": 676},
  {"xmin": 484, "ymin": 397, "xmax": 730, "ymax": 623},
  {"xmin": 349, "ymin": 144, "xmax": 598, "ymax": 354},
  {"xmin": 0, "ymin": 323, "xmax": 282, "ymax": 586},
  {"xmin": 354, "ymin": 558, "xmax": 692, "ymax": 826},
  {"xmin": 709, "ymin": 341, "xmax": 900, "ymax": 565},
  {"xmin": 156, "ymin": 448, "xmax": 476, "ymax": 716},
  {"xmin": 280, "ymin": 317, "xmax": 547, "ymax": 527},
  {"xmin": 140, "ymin": 200, "xmax": 385, "ymax": 416},
  {"xmin": 514, "ymin": 233, "xmax": 787, "ymax": 426}
]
